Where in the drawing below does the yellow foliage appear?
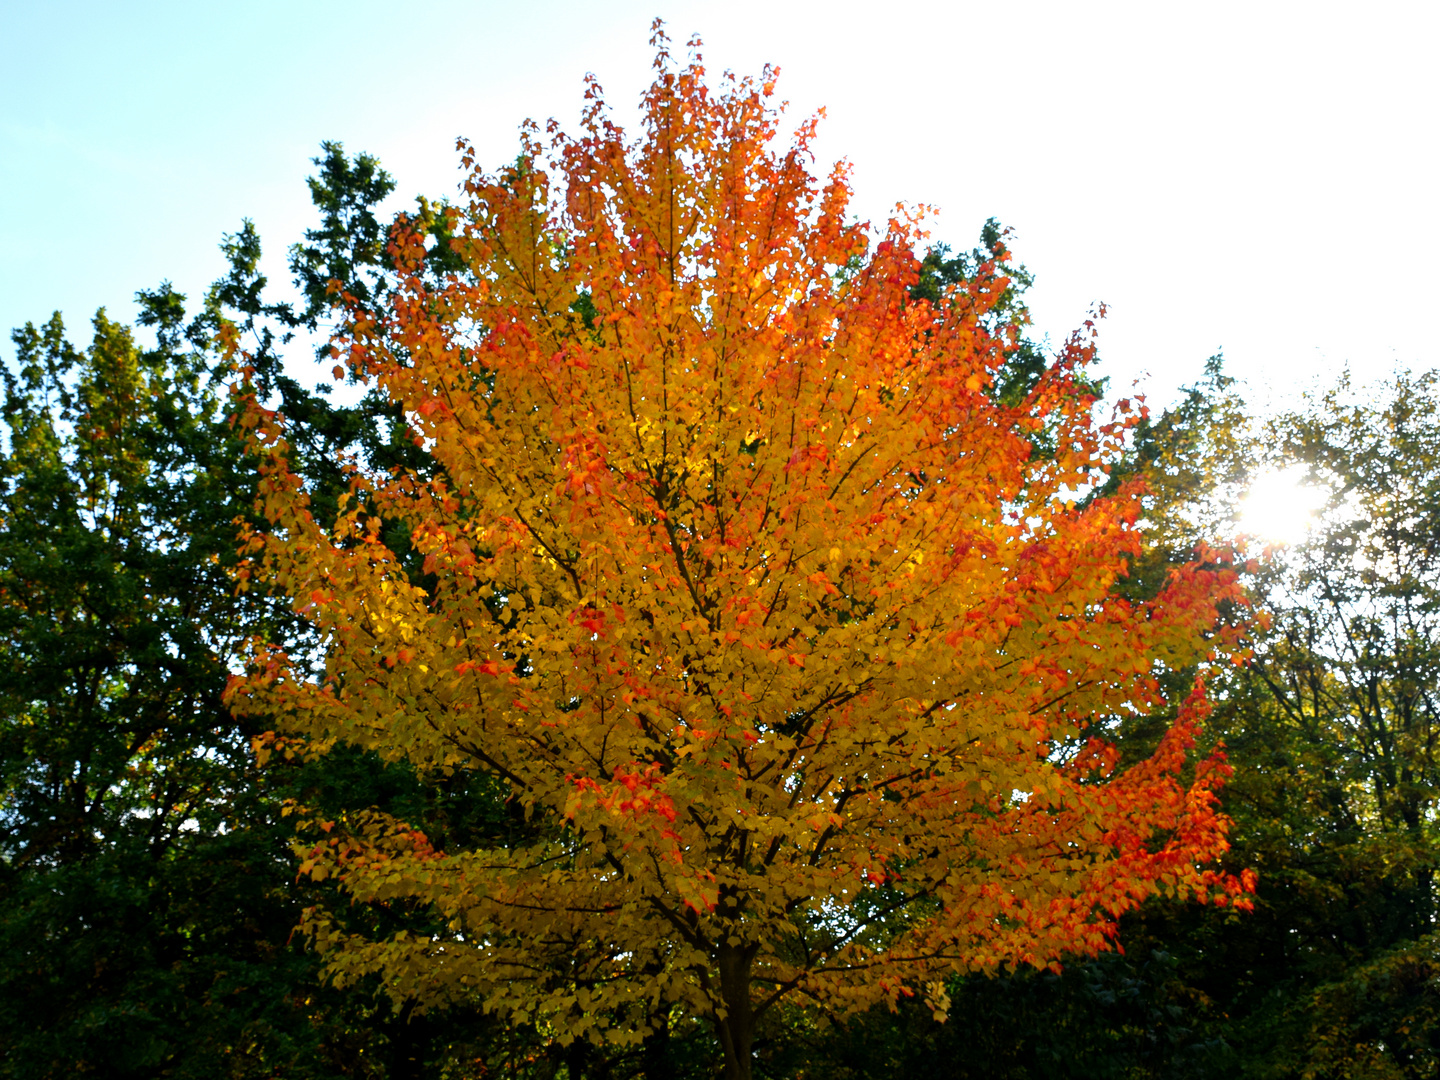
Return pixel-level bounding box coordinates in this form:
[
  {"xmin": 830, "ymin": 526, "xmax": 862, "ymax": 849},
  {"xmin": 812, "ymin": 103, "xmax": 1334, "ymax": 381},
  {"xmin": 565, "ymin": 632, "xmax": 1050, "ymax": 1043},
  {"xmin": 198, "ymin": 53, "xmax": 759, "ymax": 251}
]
[{"xmin": 226, "ymin": 27, "xmax": 1252, "ymax": 1076}]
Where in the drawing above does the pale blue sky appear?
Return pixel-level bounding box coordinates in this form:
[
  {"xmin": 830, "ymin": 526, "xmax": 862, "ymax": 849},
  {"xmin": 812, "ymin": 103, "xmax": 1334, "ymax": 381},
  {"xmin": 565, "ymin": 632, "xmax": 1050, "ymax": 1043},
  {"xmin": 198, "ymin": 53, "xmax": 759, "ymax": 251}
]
[{"xmin": 3, "ymin": 0, "xmax": 1435, "ymax": 409}]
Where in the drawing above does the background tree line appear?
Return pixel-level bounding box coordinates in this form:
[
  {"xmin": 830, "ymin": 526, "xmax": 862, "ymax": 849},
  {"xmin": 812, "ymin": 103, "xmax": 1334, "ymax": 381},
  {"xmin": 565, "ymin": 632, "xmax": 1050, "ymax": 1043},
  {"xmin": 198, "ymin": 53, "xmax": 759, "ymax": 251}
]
[{"xmin": 1, "ymin": 144, "xmax": 1435, "ymax": 1078}]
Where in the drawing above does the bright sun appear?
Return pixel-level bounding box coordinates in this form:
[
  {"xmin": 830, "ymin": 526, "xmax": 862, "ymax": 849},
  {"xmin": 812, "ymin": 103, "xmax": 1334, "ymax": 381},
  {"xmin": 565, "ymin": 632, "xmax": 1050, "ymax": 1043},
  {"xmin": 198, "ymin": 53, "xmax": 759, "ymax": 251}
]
[{"xmin": 1237, "ymin": 466, "xmax": 1328, "ymax": 545}]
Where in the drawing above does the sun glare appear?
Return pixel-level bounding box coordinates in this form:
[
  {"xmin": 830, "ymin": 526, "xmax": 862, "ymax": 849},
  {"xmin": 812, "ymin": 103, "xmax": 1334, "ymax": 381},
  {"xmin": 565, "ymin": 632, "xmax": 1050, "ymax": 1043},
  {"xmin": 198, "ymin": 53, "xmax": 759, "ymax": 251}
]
[{"xmin": 1238, "ymin": 466, "xmax": 1328, "ymax": 546}]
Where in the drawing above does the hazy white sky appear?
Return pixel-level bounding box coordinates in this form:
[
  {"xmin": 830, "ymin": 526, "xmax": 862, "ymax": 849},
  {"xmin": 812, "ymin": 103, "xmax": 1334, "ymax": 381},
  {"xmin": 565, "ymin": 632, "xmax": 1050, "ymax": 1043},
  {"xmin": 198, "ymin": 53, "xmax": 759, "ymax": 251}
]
[{"xmin": 3, "ymin": 0, "xmax": 1434, "ymax": 410}]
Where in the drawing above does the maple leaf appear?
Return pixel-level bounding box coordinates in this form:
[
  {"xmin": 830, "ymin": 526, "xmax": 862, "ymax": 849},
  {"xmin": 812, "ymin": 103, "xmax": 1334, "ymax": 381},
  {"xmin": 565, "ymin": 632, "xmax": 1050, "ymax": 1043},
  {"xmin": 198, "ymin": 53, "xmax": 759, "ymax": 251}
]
[{"xmin": 227, "ymin": 25, "xmax": 1253, "ymax": 1080}]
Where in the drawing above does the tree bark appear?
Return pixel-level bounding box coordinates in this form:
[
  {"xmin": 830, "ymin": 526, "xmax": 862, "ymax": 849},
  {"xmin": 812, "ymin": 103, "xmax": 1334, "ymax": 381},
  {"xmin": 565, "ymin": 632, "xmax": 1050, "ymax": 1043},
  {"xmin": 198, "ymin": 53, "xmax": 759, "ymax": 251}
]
[
  {"xmin": 641, "ymin": 1008, "xmax": 675, "ymax": 1080},
  {"xmin": 714, "ymin": 944, "xmax": 757, "ymax": 1080},
  {"xmin": 563, "ymin": 1037, "xmax": 589, "ymax": 1080}
]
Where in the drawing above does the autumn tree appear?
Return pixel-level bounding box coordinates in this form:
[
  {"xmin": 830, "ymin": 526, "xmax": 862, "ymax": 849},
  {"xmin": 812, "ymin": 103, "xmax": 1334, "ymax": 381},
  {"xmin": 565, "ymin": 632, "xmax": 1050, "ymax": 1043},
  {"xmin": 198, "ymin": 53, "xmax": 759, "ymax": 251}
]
[{"xmin": 229, "ymin": 32, "xmax": 1253, "ymax": 1080}]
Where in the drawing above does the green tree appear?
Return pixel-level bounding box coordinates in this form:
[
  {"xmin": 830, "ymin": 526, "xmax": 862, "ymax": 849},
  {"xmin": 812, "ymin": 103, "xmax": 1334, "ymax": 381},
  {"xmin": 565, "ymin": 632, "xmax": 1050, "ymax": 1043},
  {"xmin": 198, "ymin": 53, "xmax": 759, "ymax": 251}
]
[
  {"xmin": 0, "ymin": 301, "xmax": 368, "ymax": 1077},
  {"xmin": 0, "ymin": 144, "xmax": 536, "ymax": 1079},
  {"xmin": 1224, "ymin": 371, "xmax": 1440, "ymax": 1076},
  {"xmin": 912, "ymin": 219, "xmax": 1049, "ymax": 410},
  {"xmin": 913, "ymin": 219, "xmax": 1108, "ymax": 424}
]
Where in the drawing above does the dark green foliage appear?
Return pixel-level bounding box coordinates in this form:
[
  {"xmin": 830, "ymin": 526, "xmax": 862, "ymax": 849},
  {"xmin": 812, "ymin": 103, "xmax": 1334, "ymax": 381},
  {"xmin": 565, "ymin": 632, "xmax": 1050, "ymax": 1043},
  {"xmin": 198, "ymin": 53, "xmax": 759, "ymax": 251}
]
[
  {"xmin": 773, "ymin": 948, "xmax": 1230, "ymax": 1080},
  {"xmin": 206, "ymin": 143, "xmax": 434, "ymax": 530},
  {"xmin": 291, "ymin": 142, "xmax": 399, "ymax": 325},
  {"xmin": 913, "ymin": 218, "xmax": 1102, "ymax": 411},
  {"xmin": 1211, "ymin": 373, "xmax": 1440, "ymax": 1075},
  {"xmin": 0, "ymin": 146, "xmax": 526, "ymax": 1079},
  {"xmin": 0, "ymin": 305, "xmax": 375, "ymax": 1077}
]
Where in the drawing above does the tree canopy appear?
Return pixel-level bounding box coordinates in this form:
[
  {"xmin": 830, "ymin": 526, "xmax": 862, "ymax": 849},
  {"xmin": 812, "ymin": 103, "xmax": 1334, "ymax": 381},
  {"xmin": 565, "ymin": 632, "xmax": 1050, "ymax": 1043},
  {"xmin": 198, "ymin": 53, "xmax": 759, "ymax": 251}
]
[{"xmin": 226, "ymin": 32, "xmax": 1252, "ymax": 1080}]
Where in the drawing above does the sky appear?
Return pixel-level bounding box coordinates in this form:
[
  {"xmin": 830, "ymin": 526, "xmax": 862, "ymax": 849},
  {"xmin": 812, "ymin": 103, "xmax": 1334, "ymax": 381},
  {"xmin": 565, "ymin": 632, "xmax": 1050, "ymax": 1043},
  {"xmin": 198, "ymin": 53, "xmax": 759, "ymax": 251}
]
[{"xmin": 3, "ymin": 0, "xmax": 1435, "ymax": 412}]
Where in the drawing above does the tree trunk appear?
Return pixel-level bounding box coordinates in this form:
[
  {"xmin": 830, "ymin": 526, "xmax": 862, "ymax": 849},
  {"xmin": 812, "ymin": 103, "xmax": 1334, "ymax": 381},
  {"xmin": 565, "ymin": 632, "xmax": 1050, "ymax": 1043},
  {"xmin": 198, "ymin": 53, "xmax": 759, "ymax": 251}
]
[
  {"xmin": 641, "ymin": 1008, "xmax": 675, "ymax": 1080},
  {"xmin": 384, "ymin": 1001, "xmax": 425, "ymax": 1080},
  {"xmin": 563, "ymin": 1037, "xmax": 589, "ymax": 1080},
  {"xmin": 713, "ymin": 944, "xmax": 757, "ymax": 1080}
]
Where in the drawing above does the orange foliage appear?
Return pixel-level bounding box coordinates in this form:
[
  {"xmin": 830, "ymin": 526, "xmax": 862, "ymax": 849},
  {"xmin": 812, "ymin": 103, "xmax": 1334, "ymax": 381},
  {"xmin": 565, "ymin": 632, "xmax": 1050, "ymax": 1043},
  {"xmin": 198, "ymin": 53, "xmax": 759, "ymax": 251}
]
[{"xmin": 226, "ymin": 25, "xmax": 1251, "ymax": 1077}]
